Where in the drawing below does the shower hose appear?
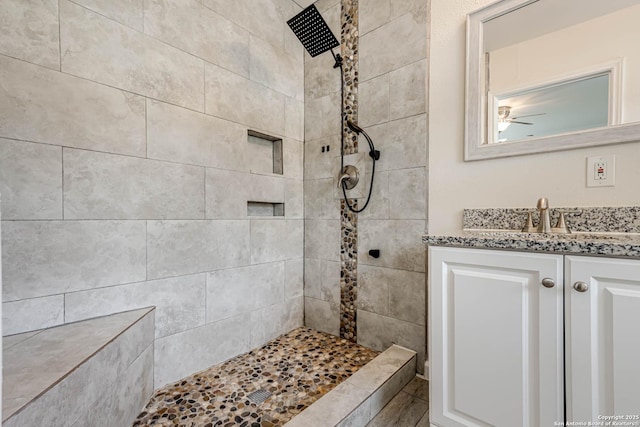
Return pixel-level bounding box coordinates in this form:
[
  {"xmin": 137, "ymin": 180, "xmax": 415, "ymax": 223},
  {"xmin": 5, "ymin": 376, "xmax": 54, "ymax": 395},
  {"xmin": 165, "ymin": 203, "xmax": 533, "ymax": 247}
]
[{"xmin": 333, "ymin": 49, "xmax": 379, "ymax": 213}]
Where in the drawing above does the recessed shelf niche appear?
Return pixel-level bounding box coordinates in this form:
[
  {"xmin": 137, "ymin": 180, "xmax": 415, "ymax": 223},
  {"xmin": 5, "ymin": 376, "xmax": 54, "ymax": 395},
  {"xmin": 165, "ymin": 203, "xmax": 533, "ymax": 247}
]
[
  {"xmin": 247, "ymin": 202, "xmax": 285, "ymax": 217},
  {"xmin": 247, "ymin": 130, "xmax": 283, "ymax": 175}
]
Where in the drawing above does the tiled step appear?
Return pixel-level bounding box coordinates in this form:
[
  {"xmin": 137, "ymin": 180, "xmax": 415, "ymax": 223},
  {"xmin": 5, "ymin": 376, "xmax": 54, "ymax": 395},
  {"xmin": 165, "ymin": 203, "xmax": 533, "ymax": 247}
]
[
  {"xmin": 3, "ymin": 308, "xmax": 155, "ymax": 427},
  {"xmin": 284, "ymin": 345, "xmax": 417, "ymax": 427}
]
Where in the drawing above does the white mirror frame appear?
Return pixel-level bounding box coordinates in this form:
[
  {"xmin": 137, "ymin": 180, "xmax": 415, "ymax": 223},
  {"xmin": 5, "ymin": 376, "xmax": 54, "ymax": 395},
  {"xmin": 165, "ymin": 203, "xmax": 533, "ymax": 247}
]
[{"xmin": 464, "ymin": 0, "xmax": 640, "ymax": 161}]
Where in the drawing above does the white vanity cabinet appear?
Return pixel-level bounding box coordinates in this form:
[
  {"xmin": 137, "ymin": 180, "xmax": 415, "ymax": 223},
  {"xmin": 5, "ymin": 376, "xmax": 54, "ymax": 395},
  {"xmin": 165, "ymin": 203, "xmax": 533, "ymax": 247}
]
[
  {"xmin": 565, "ymin": 256, "xmax": 640, "ymax": 421},
  {"xmin": 429, "ymin": 247, "xmax": 640, "ymax": 427},
  {"xmin": 429, "ymin": 247, "xmax": 564, "ymax": 427}
]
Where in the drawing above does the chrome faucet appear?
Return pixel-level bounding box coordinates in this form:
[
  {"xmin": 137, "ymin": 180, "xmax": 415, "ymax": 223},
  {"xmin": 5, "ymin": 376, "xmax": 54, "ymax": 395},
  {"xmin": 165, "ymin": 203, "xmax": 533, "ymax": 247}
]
[
  {"xmin": 536, "ymin": 197, "xmax": 552, "ymax": 233},
  {"xmin": 524, "ymin": 197, "xmax": 580, "ymax": 234}
]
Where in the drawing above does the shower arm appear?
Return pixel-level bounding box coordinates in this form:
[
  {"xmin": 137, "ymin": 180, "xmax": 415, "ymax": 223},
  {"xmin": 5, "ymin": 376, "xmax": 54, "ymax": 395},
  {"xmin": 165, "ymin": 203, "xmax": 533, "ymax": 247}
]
[{"xmin": 331, "ymin": 49, "xmax": 343, "ymax": 69}]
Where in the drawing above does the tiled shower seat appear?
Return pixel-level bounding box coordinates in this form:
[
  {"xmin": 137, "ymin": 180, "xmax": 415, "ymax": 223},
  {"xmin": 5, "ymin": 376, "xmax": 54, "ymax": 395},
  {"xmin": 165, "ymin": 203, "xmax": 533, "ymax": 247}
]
[{"xmin": 2, "ymin": 307, "xmax": 155, "ymax": 427}]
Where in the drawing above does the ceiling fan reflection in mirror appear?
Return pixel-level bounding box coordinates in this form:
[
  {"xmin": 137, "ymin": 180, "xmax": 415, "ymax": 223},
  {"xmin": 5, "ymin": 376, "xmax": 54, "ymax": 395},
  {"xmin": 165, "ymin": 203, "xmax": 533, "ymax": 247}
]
[{"xmin": 497, "ymin": 105, "xmax": 546, "ymax": 132}]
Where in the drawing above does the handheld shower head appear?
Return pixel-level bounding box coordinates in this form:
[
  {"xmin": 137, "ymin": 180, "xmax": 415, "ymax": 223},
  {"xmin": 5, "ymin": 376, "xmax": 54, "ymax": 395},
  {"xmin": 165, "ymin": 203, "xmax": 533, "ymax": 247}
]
[
  {"xmin": 346, "ymin": 121, "xmax": 381, "ymax": 161},
  {"xmin": 347, "ymin": 120, "xmax": 363, "ymax": 134}
]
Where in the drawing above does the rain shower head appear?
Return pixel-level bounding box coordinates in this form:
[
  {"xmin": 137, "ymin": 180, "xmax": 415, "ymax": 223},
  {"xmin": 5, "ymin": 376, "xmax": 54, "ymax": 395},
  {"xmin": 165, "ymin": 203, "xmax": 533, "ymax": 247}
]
[{"xmin": 287, "ymin": 5, "xmax": 340, "ymax": 58}]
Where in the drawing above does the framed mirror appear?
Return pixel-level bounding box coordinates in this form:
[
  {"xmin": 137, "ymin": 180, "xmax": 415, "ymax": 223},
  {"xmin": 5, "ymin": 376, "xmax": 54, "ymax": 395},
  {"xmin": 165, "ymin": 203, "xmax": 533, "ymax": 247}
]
[{"xmin": 465, "ymin": 0, "xmax": 640, "ymax": 161}]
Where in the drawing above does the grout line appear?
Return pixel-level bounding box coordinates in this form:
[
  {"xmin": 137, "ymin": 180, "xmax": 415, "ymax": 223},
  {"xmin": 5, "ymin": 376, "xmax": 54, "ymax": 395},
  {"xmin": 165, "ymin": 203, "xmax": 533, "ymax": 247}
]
[
  {"xmin": 0, "ymin": 52, "xmax": 294, "ymax": 141},
  {"xmin": 203, "ymin": 61, "xmax": 206, "ymax": 113},
  {"xmin": 144, "ymin": 97, "xmax": 148, "ymax": 158},
  {"xmin": 66, "ymin": 0, "xmax": 141, "ymax": 33},
  {"xmin": 145, "ymin": 220, "xmax": 148, "ymax": 281},
  {"xmin": 61, "ymin": 148, "xmax": 65, "ymax": 219},
  {"xmin": 249, "ymin": 219, "xmax": 253, "ymax": 265},
  {"xmin": 57, "ymin": 0, "xmax": 62, "ymax": 72},
  {"xmin": 204, "ymin": 273, "xmax": 208, "ymax": 324},
  {"xmin": 0, "ymin": 218, "xmax": 294, "ymax": 223},
  {"xmin": 62, "ymin": 1, "xmax": 298, "ymax": 99},
  {"xmin": 0, "ymin": 136, "xmax": 277, "ymax": 177}
]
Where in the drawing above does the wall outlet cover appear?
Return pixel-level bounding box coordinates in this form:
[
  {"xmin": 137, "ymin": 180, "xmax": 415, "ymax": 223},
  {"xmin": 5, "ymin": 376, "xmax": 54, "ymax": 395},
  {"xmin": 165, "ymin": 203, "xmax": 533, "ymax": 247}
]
[{"xmin": 586, "ymin": 155, "xmax": 615, "ymax": 187}]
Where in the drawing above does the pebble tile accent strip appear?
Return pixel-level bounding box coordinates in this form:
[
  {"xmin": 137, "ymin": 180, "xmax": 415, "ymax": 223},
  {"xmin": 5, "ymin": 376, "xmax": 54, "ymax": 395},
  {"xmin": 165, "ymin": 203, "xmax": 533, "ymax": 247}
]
[
  {"xmin": 339, "ymin": 0, "xmax": 360, "ymax": 343},
  {"xmin": 463, "ymin": 207, "xmax": 640, "ymax": 233},
  {"xmin": 341, "ymin": 0, "xmax": 359, "ymax": 155},
  {"xmin": 133, "ymin": 328, "xmax": 379, "ymax": 427},
  {"xmin": 340, "ymin": 199, "xmax": 358, "ymax": 341}
]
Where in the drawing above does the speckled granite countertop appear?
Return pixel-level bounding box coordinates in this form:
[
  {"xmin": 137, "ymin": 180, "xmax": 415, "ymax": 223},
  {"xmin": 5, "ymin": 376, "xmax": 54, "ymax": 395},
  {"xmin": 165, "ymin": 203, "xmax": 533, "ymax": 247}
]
[{"xmin": 423, "ymin": 231, "xmax": 640, "ymax": 259}]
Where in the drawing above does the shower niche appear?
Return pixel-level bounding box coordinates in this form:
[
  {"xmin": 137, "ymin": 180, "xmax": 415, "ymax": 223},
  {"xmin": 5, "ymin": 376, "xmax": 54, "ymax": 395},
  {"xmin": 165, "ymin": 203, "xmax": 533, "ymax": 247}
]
[
  {"xmin": 246, "ymin": 130, "xmax": 286, "ymax": 217},
  {"xmin": 247, "ymin": 202, "xmax": 285, "ymax": 217},
  {"xmin": 247, "ymin": 130, "xmax": 283, "ymax": 175}
]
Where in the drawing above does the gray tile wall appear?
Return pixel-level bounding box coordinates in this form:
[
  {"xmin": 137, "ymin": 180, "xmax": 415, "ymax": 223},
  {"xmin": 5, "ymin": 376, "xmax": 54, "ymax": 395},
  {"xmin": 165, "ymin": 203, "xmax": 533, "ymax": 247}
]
[
  {"xmin": 356, "ymin": 0, "xmax": 428, "ymax": 371},
  {"xmin": 1, "ymin": 0, "xmax": 304, "ymax": 388},
  {"xmin": 303, "ymin": 0, "xmax": 428, "ymax": 371},
  {"xmin": 301, "ymin": 0, "xmax": 343, "ymax": 337}
]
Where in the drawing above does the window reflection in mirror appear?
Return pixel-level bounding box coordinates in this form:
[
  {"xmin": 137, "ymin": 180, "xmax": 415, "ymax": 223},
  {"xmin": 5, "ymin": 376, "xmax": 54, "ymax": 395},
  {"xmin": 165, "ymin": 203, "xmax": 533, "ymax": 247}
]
[{"xmin": 482, "ymin": 0, "xmax": 640, "ymax": 144}]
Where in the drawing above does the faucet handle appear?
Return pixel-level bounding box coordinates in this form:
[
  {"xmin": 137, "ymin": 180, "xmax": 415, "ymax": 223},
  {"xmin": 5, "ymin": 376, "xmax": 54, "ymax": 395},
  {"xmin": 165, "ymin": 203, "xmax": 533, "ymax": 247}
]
[
  {"xmin": 519, "ymin": 211, "xmax": 537, "ymax": 233},
  {"xmin": 552, "ymin": 212, "xmax": 571, "ymax": 234},
  {"xmin": 552, "ymin": 210, "xmax": 581, "ymax": 234}
]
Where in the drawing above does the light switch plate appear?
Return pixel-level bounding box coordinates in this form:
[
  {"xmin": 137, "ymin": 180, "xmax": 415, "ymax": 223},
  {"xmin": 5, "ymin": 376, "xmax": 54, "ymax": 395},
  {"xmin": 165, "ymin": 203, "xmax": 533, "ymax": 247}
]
[{"xmin": 586, "ymin": 155, "xmax": 615, "ymax": 187}]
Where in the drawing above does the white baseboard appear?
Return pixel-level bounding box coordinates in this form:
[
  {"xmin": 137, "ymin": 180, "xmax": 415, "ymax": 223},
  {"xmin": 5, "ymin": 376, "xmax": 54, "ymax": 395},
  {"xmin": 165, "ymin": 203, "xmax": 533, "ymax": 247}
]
[{"xmin": 423, "ymin": 360, "xmax": 430, "ymax": 381}]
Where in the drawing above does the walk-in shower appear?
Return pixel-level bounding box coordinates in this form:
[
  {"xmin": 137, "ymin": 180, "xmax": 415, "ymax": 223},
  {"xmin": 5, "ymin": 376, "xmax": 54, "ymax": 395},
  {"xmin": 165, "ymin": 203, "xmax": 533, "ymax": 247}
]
[{"xmin": 287, "ymin": 5, "xmax": 379, "ymax": 213}]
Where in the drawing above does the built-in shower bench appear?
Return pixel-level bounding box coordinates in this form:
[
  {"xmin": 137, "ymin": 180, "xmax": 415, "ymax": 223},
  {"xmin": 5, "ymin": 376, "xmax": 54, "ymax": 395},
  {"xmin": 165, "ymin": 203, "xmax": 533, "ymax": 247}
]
[{"xmin": 2, "ymin": 307, "xmax": 155, "ymax": 427}]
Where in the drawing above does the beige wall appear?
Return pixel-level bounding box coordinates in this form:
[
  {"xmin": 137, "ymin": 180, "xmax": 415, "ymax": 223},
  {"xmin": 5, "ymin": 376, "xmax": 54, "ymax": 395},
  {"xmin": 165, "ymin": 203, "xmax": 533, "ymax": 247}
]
[{"xmin": 428, "ymin": 0, "xmax": 640, "ymax": 235}]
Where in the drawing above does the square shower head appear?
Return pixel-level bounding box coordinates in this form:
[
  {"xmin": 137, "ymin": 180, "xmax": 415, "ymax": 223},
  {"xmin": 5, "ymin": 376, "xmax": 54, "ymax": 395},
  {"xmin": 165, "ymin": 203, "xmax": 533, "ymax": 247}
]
[{"xmin": 287, "ymin": 5, "xmax": 340, "ymax": 58}]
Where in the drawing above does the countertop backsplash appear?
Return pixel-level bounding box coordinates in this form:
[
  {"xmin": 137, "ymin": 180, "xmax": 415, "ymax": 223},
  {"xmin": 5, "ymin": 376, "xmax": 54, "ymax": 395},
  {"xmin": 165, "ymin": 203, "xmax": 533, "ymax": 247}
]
[{"xmin": 463, "ymin": 206, "xmax": 640, "ymax": 234}]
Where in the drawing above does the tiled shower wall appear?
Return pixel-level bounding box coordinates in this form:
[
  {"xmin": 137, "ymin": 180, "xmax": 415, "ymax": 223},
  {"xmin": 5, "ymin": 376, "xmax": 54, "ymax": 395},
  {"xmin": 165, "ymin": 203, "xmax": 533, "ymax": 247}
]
[
  {"xmin": 0, "ymin": 0, "xmax": 304, "ymax": 387},
  {"xmin": 303, "ymin": 0, "xmax": 344, "ymax": 336},
  {"xmin": 304, "ymin": 0, "xmax": 428, "ymax": 371}
]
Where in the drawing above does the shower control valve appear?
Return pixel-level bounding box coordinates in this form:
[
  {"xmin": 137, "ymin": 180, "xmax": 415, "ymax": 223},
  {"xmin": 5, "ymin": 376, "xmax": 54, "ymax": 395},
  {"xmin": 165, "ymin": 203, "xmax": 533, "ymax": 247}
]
[{"xmin": 337, "ymin": 165, "xmax": 359, "ymax": 190}]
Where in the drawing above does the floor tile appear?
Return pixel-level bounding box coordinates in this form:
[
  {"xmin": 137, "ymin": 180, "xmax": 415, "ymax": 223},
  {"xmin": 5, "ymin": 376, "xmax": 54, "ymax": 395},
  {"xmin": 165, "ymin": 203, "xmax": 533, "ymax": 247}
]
[
  {"xmin": 366, "ymin": 390, "xmax": 429, "ymax": 427},
  {"xmin": 134, "ymin": 328, "xmax": 379, "ymax": 426},
  {"xmin": 416, "ymin": 410, "xmax": 430, "ymax": 427},
  {"xmin": 402, "ymin": 376, "xmax": 429, "ymax": 401}
]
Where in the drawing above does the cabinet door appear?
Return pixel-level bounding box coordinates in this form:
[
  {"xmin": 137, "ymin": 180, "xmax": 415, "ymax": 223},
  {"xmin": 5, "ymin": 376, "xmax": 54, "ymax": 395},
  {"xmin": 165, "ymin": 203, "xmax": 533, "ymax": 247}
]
[
  {"xmin": 429, "ymin": 247, "xmax": 564, "ymax": 427},
  {"xmin": 565, "ymin": 256, "xmax": 640, "ymax": 421}
]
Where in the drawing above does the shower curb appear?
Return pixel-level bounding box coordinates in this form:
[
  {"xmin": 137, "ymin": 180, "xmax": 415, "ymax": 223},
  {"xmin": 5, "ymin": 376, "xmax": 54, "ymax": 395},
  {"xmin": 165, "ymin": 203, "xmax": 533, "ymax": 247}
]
[{"xmin": 284, "ymin": 345, "xmax": 417, "ymax": 427}]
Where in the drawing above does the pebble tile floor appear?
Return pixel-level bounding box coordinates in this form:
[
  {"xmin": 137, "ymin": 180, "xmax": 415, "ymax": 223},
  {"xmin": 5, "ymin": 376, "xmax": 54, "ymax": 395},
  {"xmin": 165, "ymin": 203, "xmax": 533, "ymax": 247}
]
[{"xmin": 133, "ymin": 328, "xmax": 379, "ymax": 427}]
